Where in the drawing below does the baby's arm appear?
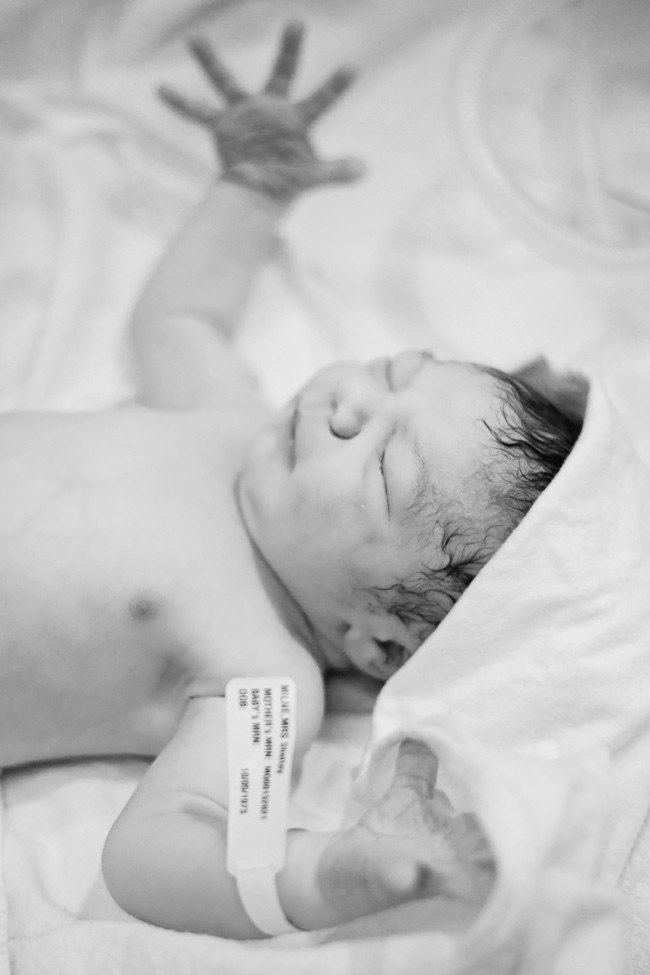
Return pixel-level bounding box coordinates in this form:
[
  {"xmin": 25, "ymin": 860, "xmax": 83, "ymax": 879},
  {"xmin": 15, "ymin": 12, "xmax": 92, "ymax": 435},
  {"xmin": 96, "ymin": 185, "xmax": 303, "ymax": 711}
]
[
  {"xmin": 131, "ymin": 24, "xmax": 362, "ymax": 409},
  {"xmin": 102, "ymin": 691, "xmax": 337, "ymax": 938},
  {"xmin": 103, "ymin": 686, "xmax": 494, "ymax": 938},
  {"xmin": 102, "ymin": 678, "xmax": 374, "ymax": 938}
]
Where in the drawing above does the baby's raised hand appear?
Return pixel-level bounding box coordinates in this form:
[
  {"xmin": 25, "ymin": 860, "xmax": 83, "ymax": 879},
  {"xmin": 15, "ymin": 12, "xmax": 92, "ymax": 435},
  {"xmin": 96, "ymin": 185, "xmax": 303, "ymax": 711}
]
[
  {"xmin": 316, "ymin": 740, "xmax": 495, "ymax": 923},
  {"xmin": 160, "ymin": 22, "xmax": 364, "ymax": 202}
]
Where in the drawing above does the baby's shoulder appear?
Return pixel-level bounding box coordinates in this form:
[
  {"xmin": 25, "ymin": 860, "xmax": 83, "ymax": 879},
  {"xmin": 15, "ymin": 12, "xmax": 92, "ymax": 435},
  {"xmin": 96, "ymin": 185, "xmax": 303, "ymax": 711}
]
[{"xmin": 187, "ymin": 641, "xmax": 325, "ymax": 761}]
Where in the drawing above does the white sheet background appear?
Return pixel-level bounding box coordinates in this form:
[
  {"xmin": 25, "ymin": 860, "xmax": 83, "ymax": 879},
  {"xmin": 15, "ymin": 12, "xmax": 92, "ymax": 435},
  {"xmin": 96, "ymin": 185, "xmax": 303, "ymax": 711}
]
[{"xmin": 0, "ymin": 0, "xmax": 649, "ymax": 972}]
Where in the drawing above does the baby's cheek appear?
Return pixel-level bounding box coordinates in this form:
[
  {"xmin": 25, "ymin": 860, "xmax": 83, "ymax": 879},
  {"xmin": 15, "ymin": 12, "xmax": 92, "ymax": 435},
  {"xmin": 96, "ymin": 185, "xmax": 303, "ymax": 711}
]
[{"xmin": 292, "ymin": 472, "xmax": 348, "ymax": 529}]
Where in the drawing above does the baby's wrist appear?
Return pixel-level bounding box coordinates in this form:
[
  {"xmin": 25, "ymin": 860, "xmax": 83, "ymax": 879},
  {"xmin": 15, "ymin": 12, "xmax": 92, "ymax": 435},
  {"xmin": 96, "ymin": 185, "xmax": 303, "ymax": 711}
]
[
  {"xmin": 275, "ymin": 828, "xmax": 343, "ymax": 931},
  {"xmin": 211, "ymin": 177, "xmax": 289, "ymax": 223}
]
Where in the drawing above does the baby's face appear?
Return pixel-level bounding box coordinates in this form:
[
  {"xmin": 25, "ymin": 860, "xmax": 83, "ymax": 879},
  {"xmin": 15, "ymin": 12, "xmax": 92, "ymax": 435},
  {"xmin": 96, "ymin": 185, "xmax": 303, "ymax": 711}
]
[{"xmin": 238, "ymin": 351, "xmax": 504, "ymax": 674}]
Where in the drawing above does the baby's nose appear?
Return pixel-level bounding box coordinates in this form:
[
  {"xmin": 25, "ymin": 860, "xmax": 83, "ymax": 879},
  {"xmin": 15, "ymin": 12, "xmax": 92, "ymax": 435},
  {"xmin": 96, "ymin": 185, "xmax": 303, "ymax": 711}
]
[
  {"xmin": 328, "ymin": 376, "xmax": 382, "ymax": 439},
  {"xmin": 329, "ymin": 398, "xmax": 367, "ymax": 439}
]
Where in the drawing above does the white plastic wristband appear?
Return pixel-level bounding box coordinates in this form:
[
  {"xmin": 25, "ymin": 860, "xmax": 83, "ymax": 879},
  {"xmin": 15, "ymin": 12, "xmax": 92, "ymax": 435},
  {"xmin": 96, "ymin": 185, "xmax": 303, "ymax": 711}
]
[
  {"xmin": 226, "ymin": 677, "xmax": 300, "ymax": 936},
  {"xmin": 235, "ymin": 866, "xmax": 299, "ymax": 936}
]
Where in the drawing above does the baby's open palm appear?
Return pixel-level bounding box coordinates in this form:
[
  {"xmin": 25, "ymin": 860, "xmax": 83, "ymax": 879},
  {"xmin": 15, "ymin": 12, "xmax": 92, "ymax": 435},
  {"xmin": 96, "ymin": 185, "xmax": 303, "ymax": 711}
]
[{"xmin": 160, "ymin": 22, "xmax": 364, "ymax": 201}]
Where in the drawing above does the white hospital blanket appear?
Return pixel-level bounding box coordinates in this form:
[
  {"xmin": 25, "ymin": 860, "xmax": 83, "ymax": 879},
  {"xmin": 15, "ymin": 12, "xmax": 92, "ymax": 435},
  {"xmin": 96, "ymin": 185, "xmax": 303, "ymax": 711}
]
[{"xmin": 1, "ymin": 0, "xmax": 649, "ymax": 972}]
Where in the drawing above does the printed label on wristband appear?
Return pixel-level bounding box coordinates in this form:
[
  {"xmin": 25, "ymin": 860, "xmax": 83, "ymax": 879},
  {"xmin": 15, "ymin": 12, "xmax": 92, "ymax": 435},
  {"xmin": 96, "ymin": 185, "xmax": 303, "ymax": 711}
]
[{"xmin": 226, "ymin": 676, "xmax": 297, "ymax": 876}]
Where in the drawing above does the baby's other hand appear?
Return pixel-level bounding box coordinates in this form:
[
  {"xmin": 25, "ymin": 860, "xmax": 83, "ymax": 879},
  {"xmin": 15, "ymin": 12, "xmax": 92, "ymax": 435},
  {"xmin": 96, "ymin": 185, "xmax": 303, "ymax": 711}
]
[
  {"xmin": 159, "ymin": 22, "xmax": 365, "ymax": 202},
  {"xmin": 316, "ymin": 740, "xmax": 495, "ymax": 922}
]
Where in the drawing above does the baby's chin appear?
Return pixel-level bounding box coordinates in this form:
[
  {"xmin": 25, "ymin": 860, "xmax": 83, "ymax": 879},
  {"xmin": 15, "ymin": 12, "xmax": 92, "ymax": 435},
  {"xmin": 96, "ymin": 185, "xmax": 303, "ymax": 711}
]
[{"xmin": 234, "ymin": 457, "xmax": 263, "ymax": 541}]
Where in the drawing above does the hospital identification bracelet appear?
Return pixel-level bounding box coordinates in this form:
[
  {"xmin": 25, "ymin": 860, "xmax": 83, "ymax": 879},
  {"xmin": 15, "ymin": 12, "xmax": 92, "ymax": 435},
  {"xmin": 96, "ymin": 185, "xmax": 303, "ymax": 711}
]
[{"xmin": 225, "ymin": 676, "xmax": 300, "ymax": 935}]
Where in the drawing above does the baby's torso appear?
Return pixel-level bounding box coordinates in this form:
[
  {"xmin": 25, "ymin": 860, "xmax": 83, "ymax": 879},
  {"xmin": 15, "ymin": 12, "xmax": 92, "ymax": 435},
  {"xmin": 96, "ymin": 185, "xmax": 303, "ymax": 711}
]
[{"xmin": 0, "ymin": 404, "xmax": 315, "ymax": 767}]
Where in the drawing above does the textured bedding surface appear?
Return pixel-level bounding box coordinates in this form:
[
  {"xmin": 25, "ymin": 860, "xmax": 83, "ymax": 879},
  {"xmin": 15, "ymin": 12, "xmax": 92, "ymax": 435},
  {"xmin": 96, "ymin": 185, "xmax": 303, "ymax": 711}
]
[{"xmin": 1, "ymin": 0, "xmax": 650, "ymax": 973}]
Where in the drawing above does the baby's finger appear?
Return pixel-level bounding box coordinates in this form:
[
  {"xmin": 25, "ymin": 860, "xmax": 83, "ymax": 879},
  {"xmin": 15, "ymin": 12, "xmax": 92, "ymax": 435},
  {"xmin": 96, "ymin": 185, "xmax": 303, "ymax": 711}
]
[
  {"xmin": 264, "ymin": 21, "xmax": 304, "ymax": 97},
  {"xmin": 311, "ymin": 157, "xmax": 366, "ymax": 186},
  {"xmin": 392, "ymin": 739, "xmax": 439, "ymax": 796},
  {"xmin": 188, "ymin": 38, "xmax": 247, "ymax": 104},
  {"xmin": 297, "ymin": 66, "xmax": 356, "ymax": 125},
  {"xmin": 158, "ymin": 86, "xmax": 221, "ymax": 126}
]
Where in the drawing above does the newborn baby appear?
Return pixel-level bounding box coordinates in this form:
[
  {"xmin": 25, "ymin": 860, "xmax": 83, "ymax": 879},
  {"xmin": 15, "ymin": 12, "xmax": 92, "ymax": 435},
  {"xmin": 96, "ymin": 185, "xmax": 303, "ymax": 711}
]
[{"xmin": 0, "ymin": 25, "xmax": 582, "ymax": 938}]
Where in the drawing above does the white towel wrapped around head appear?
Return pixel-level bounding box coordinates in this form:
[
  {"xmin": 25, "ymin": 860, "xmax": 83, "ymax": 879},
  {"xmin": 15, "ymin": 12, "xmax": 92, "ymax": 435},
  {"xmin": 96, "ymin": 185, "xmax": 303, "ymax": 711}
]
[
  {"xmin": 341, "ymin": 367, "xmax": 650, "ymax": 971},
  {"xmin": 377, "ymin": 372, "xmax": 650, "ymax": 879}
]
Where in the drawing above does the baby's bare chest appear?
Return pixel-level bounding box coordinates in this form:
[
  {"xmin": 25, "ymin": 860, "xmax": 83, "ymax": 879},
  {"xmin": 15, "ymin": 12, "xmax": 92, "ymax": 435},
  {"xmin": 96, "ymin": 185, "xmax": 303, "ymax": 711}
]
[{"xmin": 0, "ymin": 406, "xmax": 293, "ymax": 765}]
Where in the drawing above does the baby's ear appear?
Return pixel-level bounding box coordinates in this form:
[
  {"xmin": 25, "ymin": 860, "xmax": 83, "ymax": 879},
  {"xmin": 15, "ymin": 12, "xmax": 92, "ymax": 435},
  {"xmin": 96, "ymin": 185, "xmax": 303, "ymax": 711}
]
[
  {"xmin": 513, "ymin": 356, "xmax": 589, "ymax": 424},
  {"xmin": 342, "ymin": 626, "xmax": 413, "ymax": 680},
  {"xmin": 342, "ymin": 626, "xmax": 386, "ymax": 676}
]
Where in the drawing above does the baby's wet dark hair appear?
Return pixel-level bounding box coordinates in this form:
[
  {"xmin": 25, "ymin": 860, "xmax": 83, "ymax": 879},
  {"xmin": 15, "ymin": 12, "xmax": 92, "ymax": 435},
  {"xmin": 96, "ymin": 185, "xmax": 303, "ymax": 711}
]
[{"xmin": 368, "ymin": 368, "xmax": 584, "ymax": 652}]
